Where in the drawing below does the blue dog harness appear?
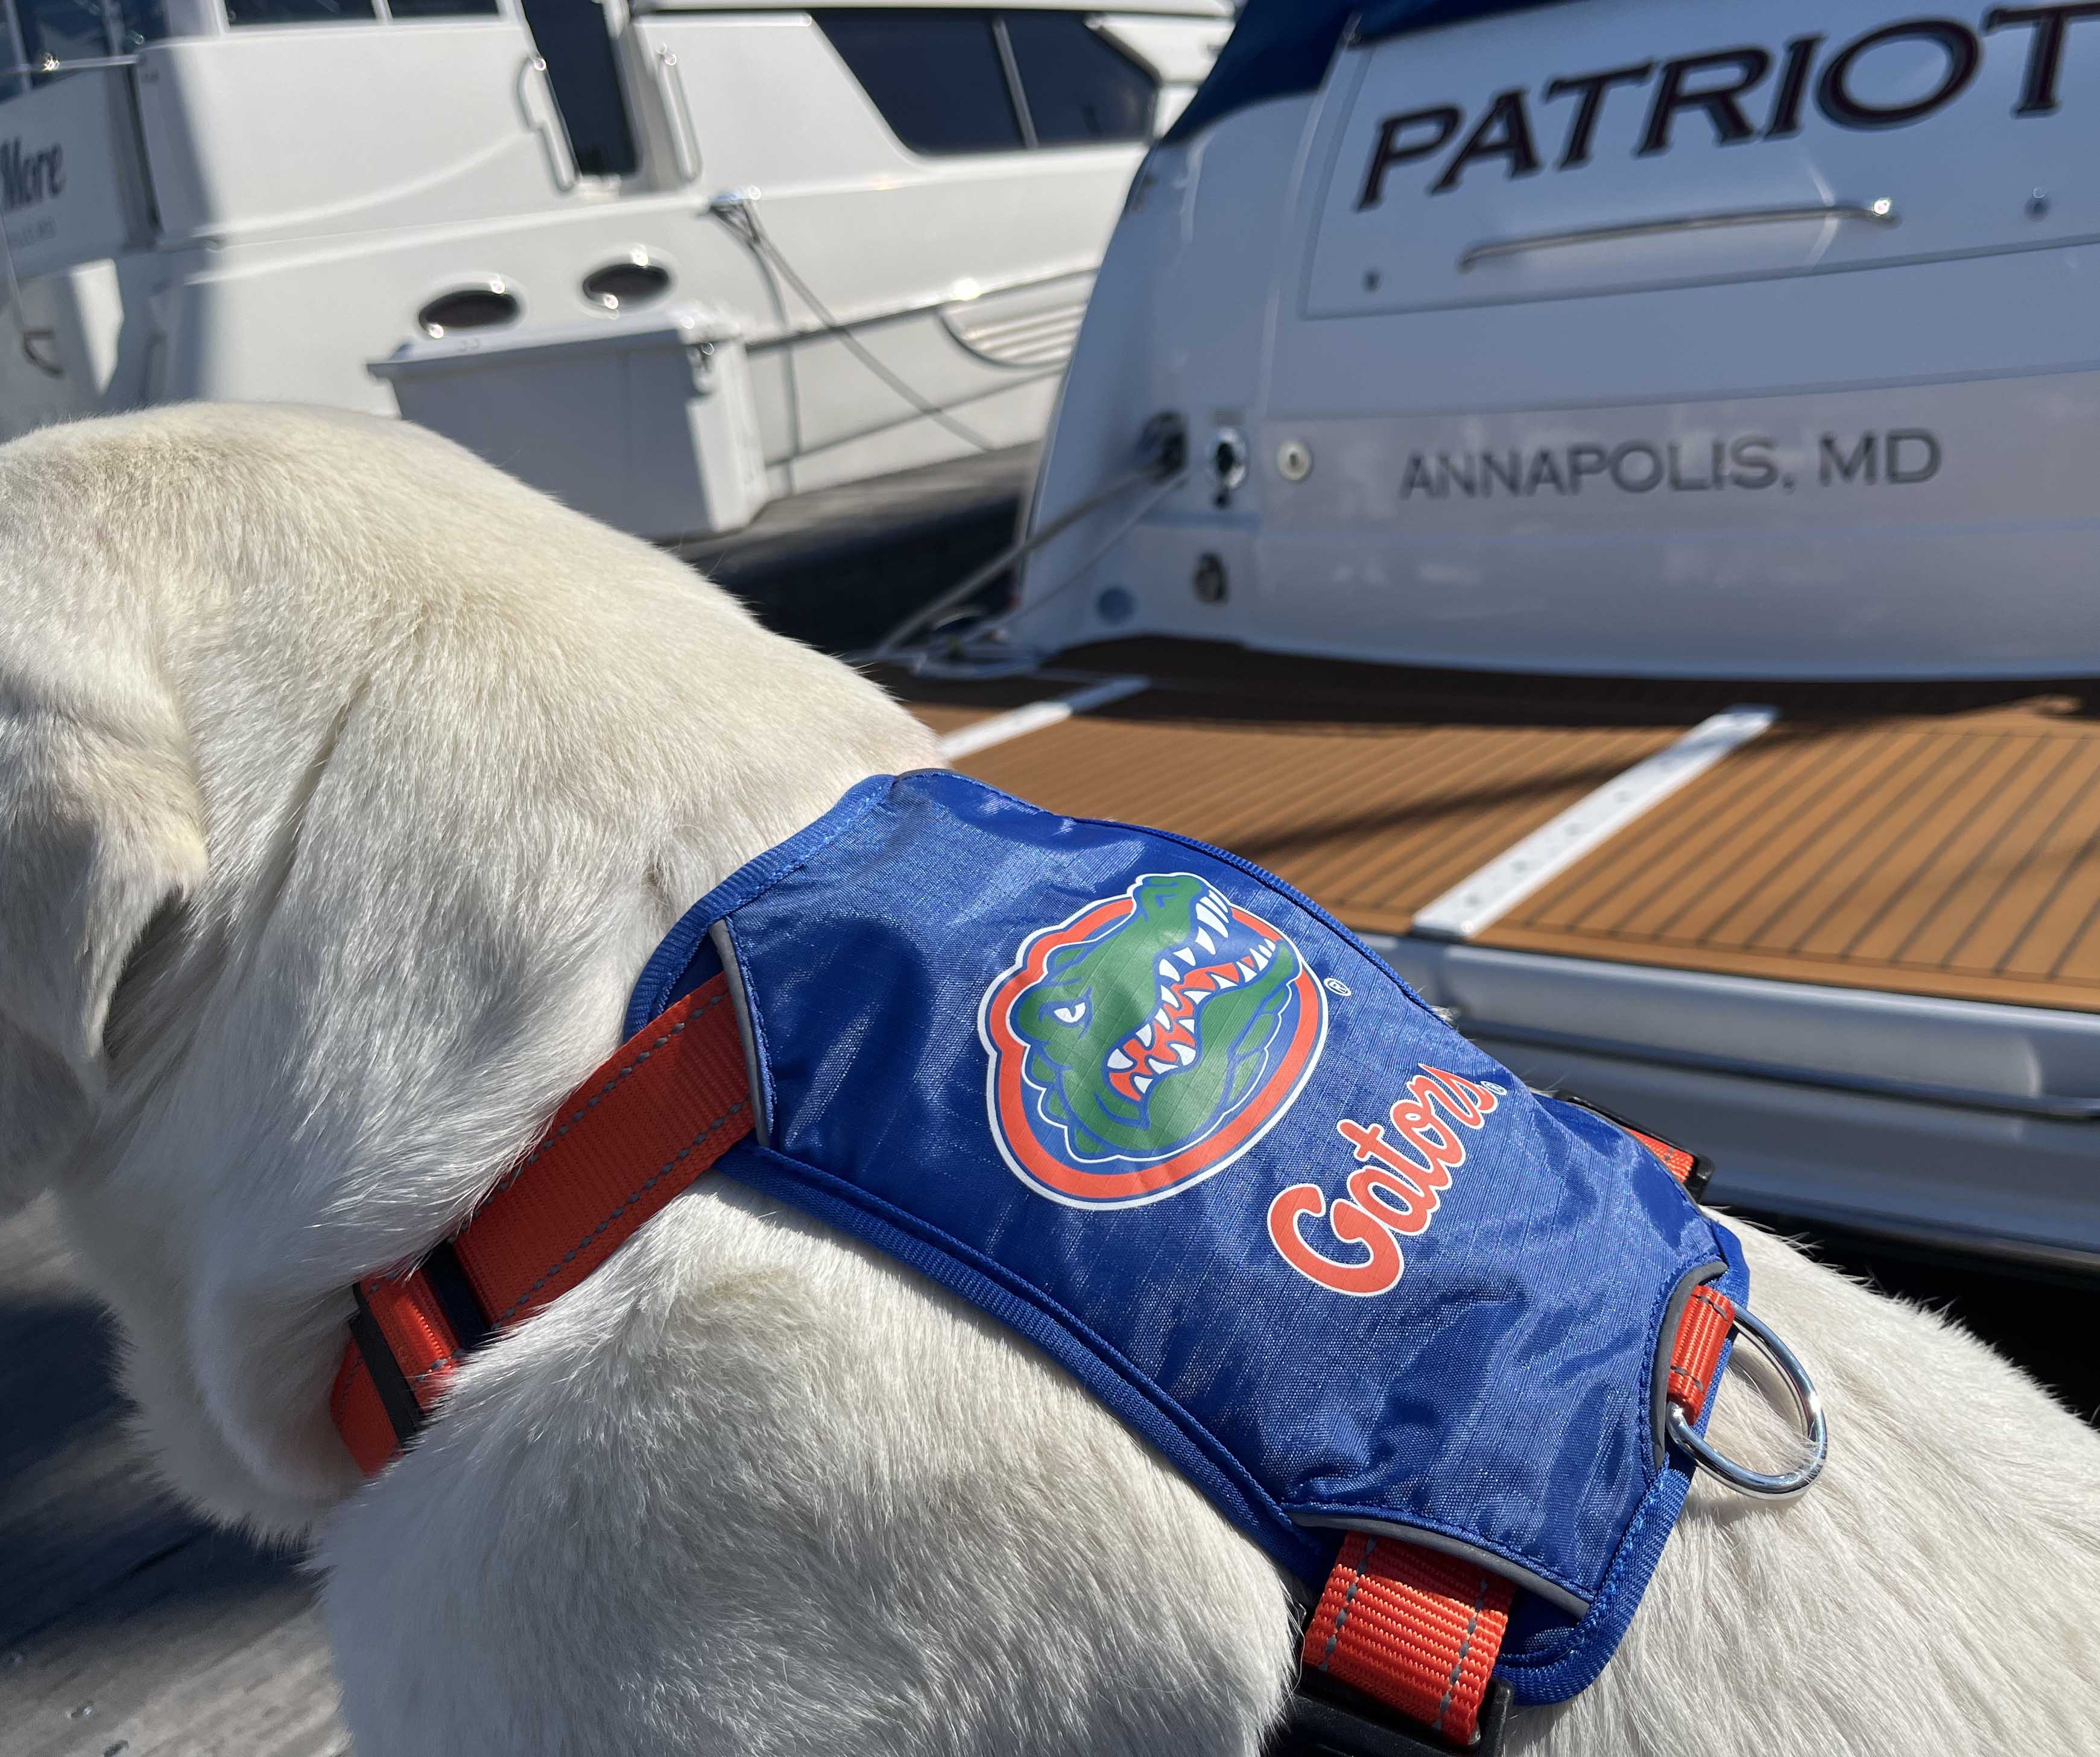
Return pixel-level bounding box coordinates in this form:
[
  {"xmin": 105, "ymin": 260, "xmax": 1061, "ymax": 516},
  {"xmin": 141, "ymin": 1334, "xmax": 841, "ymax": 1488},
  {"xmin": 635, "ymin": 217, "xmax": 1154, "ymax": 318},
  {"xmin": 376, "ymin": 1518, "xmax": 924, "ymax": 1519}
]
[
  {"xmin": 337, "ymin": 768, "xmax": 1816, "ymax": 1754},
  {"xmin": 623, "ymin": 771, "xmax": 1771, "ymax": 1745}
]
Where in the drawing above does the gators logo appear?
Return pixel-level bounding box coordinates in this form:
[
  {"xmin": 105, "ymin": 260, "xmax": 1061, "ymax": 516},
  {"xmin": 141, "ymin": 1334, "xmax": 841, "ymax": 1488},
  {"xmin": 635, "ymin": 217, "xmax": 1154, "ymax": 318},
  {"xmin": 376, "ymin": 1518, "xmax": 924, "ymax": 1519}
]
[{"xmin": 978, "ymin": 873, "xmax": 1326, "ymax": 1208}]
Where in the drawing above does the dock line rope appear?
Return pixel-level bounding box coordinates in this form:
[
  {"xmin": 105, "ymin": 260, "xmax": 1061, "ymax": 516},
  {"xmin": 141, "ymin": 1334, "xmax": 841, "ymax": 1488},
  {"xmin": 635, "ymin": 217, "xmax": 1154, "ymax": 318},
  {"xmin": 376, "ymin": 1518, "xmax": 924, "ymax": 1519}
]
[
  {"xmin": 864, "ymin": 414, "xmax": 1188, "ymax": 675},
  {"xmin": 709, "ymin": 191, "xmax": 1000, "ymax": 456}
]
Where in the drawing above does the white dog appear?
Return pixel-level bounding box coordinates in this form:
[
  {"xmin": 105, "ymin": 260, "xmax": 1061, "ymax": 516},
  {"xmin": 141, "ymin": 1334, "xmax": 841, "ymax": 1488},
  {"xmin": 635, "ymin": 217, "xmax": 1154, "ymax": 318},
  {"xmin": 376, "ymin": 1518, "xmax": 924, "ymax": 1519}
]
[{"xmin": 1, "ymin": 405, "xmax": 2095, "ymax": 1756}]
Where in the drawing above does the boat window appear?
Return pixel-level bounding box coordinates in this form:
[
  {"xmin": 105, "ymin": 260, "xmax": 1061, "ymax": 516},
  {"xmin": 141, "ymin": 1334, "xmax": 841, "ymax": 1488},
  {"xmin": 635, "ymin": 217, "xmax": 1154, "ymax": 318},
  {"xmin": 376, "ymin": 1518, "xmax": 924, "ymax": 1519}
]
[
  {"xmin": 1002, "ymin": 12, "xmax": 1154, "ymax": 147},
  {"xmin": 516, "ymin": 0, "xmax": 637, "ymax": 177},
  {"xmin": 14, "ymin": 0, "xmax": 105, "ymax": 74},
  {"xmin": 112, "ymin": 0, "xmax": 165, "ymax": 49},
  {"xmin": 582, "ymin": 256, "xmax": 672, "ymax": 309},
  {"xmin": 815, "ymin": 11, "xmax": 1026, "ymax": 156},
  {"xmin": 224, "ymin": 0, "xmax": 375, "ymax": 25},
  {"xmin": 13, "ymin": 0, "xmax": 169, "ymax": 73},
  {"xmin": 419, "ymin": 285, "xmax": 520, "ymax": 336},
  {"xmin": 389, "ymin": 0, "xmax": 497, "ymax": 16}
]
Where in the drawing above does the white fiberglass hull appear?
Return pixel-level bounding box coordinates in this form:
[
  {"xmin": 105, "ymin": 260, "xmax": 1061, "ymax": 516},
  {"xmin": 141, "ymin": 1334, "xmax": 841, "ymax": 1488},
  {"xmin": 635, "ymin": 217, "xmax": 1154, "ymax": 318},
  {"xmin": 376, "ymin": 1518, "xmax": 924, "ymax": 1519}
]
[
  {"xmin": 1017, "ymin": 0, "xmax": 2100, "ymax": 678},
  {"xmin": 0, "ymin": 2, "xmax": 1229, "ymax": 537}
]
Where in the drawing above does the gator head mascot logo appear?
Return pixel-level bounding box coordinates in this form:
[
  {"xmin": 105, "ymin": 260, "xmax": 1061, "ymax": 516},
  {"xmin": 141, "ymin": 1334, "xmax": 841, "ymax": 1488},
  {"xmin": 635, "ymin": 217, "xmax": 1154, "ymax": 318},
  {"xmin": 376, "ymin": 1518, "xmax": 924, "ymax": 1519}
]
[{"xmin": 979, "ymin": 873, "xmax": 1326, "ymax": 1207}]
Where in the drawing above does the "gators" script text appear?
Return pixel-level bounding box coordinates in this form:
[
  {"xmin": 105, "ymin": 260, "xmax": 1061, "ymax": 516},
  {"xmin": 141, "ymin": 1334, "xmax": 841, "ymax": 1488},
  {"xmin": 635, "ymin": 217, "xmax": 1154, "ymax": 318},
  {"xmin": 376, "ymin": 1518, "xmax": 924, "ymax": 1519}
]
[{"xmin": 1267, "ymin": 1065, "xmax": 1498, "ymax": 1296}]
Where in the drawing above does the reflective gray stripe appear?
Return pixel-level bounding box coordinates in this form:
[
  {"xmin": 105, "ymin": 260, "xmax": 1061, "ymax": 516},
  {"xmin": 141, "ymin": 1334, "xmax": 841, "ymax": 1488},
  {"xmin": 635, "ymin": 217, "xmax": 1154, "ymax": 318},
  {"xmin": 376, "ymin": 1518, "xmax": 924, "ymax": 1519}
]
[
  {"xmin": 1289, "ymin": 1513, "xmax": 1591, "ymax": 1618},
  {"xmin": 708, "ymin": 918, "xmax": 770, "ymax": 1150}
]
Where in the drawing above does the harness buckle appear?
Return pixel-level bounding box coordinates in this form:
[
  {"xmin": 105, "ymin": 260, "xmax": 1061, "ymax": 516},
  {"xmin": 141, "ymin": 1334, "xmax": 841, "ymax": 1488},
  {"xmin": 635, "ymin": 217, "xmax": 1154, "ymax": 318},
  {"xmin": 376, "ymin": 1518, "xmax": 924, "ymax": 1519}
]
[
  {"xmin": 1275, "ymin": 1673, "xmax": 1511, "ymax": 1756},
  {"xmin": 1543, "ymin": 1088, "xmax": 1716, "ymax": 1200}
]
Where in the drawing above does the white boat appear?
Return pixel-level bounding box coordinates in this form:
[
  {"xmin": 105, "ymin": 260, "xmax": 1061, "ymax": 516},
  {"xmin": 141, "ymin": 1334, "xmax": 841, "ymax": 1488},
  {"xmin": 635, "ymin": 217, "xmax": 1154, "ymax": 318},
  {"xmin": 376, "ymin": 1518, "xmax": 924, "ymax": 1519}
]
[
  {"xmin": 1013, "ymin": 0, "xmax": 2100, "ymax": 679},
  {"xmin": 877, "ymin": 0, "xmax": 2100, "ymax": 1273},
  {"xmin": 0, "ymin": 0, "xmax": 1228, "ymax": 535}
]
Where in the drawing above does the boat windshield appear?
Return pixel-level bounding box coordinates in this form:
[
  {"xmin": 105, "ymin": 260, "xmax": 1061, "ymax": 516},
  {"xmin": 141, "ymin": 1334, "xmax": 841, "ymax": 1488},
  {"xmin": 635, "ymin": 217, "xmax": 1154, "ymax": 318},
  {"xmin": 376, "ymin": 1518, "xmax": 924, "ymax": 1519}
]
[{"xmin": 2, "ymin": 0, "xmax": 166, "ymax": 99}]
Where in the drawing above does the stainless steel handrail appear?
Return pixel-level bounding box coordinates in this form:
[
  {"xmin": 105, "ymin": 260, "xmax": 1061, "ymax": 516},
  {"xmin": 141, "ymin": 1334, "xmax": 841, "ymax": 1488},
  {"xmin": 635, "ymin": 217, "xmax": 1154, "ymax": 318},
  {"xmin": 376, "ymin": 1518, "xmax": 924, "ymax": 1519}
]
[
  {"xmin": 654, "ymin": 46, "xmax": 701, "ymax": 185},
  {"xmin": 1458, "ymin": 200, "xmax": 1898, "ymax": 272},
  {"xmin": 515, "ymin": 54, "xmax": 578, "ymax": 194},
  {"xmin": 0, "ymin": 51, "xmax": 138, "ymax": 78}
]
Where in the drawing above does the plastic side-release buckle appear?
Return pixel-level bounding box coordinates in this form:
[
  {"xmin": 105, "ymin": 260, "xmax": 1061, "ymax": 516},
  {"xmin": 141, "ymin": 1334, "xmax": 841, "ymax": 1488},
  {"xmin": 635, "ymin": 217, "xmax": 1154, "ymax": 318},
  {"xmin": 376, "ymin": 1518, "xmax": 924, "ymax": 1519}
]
[
  {"xmin": 1272, "ymin": 1674, "xmax": 1512, "ymax": 1757},
  {"xmin": 1543, "ymin": 1087, "xmax": 1715, "ymax": 1200}
]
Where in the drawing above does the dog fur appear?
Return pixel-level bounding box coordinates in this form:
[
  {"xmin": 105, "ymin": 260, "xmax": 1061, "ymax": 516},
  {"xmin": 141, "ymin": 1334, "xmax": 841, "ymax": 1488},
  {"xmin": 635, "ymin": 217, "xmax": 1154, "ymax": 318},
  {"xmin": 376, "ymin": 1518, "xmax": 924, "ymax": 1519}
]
[{"xmin": 1, "ymin": 405, "xmax": 2094, "ymax": 1756}]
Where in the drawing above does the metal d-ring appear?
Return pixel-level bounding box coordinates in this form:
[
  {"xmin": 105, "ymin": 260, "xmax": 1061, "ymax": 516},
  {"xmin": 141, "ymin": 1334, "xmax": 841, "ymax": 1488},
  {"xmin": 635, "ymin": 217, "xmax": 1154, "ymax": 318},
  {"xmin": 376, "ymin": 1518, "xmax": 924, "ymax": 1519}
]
[{"xmin": 1666, "ymin": 1301, "xmax": 1828, "ymax": 1500}]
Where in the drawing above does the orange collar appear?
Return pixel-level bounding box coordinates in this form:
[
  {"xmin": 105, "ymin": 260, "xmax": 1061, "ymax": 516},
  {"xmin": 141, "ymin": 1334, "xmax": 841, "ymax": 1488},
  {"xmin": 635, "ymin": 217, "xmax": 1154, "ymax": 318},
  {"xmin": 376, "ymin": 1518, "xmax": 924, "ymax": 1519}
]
[{"xmin": 330, "ymin": 972, "xmax": 753, "ymax": 1475}]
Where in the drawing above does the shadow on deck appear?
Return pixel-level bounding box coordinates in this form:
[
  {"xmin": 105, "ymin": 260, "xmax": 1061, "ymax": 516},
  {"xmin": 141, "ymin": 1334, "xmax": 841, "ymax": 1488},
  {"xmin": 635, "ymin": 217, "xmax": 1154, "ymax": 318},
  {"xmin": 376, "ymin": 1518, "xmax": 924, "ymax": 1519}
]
[{"xmin": 0, "ymin": 1200, "xmax": 346, "ymax": 1757}]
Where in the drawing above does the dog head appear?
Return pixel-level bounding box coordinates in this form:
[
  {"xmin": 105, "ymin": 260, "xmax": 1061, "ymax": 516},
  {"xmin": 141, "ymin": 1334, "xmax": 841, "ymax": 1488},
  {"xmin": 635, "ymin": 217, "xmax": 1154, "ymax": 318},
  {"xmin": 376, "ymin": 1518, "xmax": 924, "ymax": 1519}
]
[
  {"xmin": 0, "ymin": 404, "xmax": 941, "ymax": 1531},
  {"xmin": 0, "ymin": 491, "xmax": 207, "ymax": 1214}
]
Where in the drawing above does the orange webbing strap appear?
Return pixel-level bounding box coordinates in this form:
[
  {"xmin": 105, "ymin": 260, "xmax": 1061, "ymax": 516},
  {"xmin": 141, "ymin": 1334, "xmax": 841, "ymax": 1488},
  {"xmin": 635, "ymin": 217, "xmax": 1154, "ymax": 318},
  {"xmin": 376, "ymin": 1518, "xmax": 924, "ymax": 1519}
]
[
  {"xmin": 331, "ymin": 1348, "xmax": 397, "ymax": 1478},
  {"xmin": 1544, "ymin": 1090, "xmax": 1715, "ymax": 1202},
  {"xmin": 1301, "ymin": 1534, "xmax": 1513, "ymax": 1746},
  {"xmin": 330, "ymin": 973, "xmax": 753, "ymax": 1477},
  {"xmin": 1623, "ymin": 1127, "xmax": 1697, "ymax": 1188},
  {"xmin": 1666, "ymin": 1284, "xmax": 1735, "ymax": 1424}
]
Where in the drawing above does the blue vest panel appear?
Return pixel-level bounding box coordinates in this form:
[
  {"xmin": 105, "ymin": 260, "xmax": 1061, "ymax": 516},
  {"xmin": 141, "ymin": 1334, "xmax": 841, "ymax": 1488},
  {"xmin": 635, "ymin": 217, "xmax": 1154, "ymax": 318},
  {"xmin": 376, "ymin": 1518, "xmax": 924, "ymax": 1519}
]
[{"xmin": 627, "ymin": 771, "xmax": 1745, "ymax": 1705}]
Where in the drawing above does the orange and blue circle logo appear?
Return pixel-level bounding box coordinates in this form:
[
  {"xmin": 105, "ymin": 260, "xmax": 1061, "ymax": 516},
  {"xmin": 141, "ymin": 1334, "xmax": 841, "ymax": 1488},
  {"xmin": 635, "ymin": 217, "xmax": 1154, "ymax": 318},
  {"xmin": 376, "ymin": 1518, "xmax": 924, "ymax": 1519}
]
[{"xmin": 978, "ymin": 873, "xmax": 1327, "ymax": 1208}]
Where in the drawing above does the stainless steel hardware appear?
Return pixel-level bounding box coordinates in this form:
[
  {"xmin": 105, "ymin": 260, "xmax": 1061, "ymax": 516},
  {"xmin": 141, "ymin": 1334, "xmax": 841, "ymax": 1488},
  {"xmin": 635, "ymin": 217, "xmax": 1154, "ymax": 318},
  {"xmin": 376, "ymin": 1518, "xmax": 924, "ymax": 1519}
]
[
  {"xmin": 516, "ymin": 55, "xmax": 579, "ymax": 194},
  {"xmin": 654, "ymin": 48, "xmax": 701, "ymax": 185},
  {"xmin": 1458, "ymin": 200, "xmax": 1899, "ymax": 273}
]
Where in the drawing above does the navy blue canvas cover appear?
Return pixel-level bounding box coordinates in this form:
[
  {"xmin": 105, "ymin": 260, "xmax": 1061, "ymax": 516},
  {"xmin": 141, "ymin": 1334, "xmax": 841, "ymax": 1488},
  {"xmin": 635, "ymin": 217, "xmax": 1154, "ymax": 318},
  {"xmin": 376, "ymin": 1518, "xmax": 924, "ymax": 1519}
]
[
  {"xmin": 1163, "ymin": 0, "xmax": 1593, "ymax": 146},
  {"xmin": 627, "ymin": 771, "xmax": 1744, "ymax": 1703}
]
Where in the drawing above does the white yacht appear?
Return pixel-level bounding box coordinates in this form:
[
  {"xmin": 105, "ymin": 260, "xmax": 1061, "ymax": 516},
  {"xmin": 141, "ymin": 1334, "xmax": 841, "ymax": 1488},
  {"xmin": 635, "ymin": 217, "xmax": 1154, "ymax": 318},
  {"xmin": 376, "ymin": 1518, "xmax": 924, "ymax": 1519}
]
[
  {"xmin": 1014, "ymin": 0, "xmax": 2100, "ymax": 678},
  {"xmin": 0, "ymin": 0, "xmax": 1227, "ymax": 534}
]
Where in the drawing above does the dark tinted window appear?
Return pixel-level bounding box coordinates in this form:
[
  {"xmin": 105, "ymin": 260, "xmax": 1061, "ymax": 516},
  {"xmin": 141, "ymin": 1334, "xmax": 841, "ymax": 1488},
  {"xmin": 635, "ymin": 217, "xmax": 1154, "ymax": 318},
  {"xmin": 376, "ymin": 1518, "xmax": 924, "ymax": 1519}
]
[
  {"xmin": 1005, "ymin": 12, "xmax": 1154, "ymax": 145},
  {"xmin": 390, "ymin": 0, "xmax": 498, "ymax": 16},
  {"xmin": 583, "ymin": 257, "xmax": 673, "ymax": 309},
  {"xmin": 16, "ymin": 0, "xmax": 170, "ymax": 71},
  {"xmin": 816, "ymin": 11, "xmax": 1025, "ymax": 156},
  {"xmin": 419, "ymin": 286, "xmax": 520, "ymax": 336},
  {"xmin": 224, "ymin": 0, "xmax": 375, "ymax": 24},
  {"xmin": 517, "ymin": 0, "xmax": 637, "ymax": 177},
  {"xmin": 15, "ymin": 0, "xmax": 108, "ymax": 73}
]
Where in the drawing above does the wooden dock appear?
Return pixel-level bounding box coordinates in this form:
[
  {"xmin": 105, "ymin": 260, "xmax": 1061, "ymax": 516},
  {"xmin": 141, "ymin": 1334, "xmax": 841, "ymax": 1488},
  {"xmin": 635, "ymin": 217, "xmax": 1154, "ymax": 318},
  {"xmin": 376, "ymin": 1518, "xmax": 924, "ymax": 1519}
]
[{"xmin": 0, "ymin": 1199, "xmax": 347, "ymax": 1756}]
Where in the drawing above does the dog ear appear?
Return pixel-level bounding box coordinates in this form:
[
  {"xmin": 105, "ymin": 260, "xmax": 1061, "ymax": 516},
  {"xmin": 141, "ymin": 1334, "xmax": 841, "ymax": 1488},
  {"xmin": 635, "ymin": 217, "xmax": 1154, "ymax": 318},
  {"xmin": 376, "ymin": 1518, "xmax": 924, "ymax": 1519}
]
[{"xmin": 0, "ymin": 692, "xmax": 206, "ymax": 1208}]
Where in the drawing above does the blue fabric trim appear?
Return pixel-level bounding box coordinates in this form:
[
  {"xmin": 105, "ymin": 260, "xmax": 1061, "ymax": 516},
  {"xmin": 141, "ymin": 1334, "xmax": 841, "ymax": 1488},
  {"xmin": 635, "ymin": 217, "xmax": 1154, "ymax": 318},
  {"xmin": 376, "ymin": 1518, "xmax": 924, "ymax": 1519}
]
[
  {"xmin": 624, "ymin": 774, "xmax": 896, "ymax": 1038},
  {"xmin": 1356, "ymin": 0, "xmax": 1590, "ymax": 47},
  {"xmin": 1160, "ymin": 0, "xmax": 1355, "ymax": 146},
  {"xmin": 719, "ymin": 1137, "xmax": 1333, "ymax": 1586},
  {"xmin": 715, "ymin": 920, "xmax": 778, "ymax": 1147},
  {"xmin": 1282, "ymin": 1503, "xmax": 1593, "ymax": 1609},
  {"xmin": 635, "ymin": 771, "xmax": 1448, "ymax": 1046},
  {"xmin": 659, "ymin": 935, "xmax": 723, "ymax": 1017},
  {"xmin": 1494, "ymin": 1224, "xmax": 1749, "ymax": 1703}
]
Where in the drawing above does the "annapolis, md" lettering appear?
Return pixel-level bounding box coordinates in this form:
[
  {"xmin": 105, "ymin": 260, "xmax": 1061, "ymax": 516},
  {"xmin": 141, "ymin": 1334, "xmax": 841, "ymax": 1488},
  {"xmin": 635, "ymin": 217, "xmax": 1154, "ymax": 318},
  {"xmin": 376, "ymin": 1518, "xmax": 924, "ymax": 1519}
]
[{"xmin": 1397, "ymin": 429, "xmax": 1943, "ymax": 500}]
